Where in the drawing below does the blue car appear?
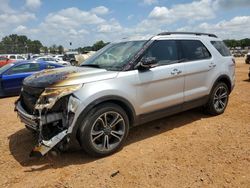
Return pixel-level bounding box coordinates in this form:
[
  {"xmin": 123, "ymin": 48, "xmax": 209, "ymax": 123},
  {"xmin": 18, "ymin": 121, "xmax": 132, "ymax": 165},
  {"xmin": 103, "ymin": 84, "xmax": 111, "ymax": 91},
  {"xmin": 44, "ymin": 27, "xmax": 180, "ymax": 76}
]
[{"xmin": 0, "ymin": 60, "xmax": 63, "ymax": 97}]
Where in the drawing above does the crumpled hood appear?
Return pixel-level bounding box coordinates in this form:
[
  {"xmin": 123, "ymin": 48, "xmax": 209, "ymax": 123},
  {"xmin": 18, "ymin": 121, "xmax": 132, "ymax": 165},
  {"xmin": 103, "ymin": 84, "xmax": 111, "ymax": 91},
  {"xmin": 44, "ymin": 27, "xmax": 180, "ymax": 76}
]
[{"xmin": 23, "ymin": 66, "xmax": 118, "ymax": 88}]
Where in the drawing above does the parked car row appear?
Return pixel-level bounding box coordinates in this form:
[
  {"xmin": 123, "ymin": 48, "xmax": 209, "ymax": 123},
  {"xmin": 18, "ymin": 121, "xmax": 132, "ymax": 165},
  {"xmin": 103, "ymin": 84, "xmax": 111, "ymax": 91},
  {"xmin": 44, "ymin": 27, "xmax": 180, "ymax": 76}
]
[{"xmin": 33, "ymin": 56, "xmax": 70, "ymax": 66}]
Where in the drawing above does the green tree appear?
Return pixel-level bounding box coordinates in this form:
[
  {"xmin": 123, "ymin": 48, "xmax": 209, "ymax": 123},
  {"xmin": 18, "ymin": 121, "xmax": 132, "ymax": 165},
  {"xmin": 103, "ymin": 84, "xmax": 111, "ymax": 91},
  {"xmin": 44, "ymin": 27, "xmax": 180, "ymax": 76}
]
[
  {"xmin": 40, "ymin": 46, "xmax": 48, "ymax": 54},
  {"xmin": 92, "ymin": 40, "xmax": 106, "ymax": 51},
  {"xmin": 49, "ymin": 44, "xmax": 57, "ymax": 54},
  {"xmin": 58, "ymin": 45, "xmax": 64, "ymax": 54},
  {"xmin": 0, "ymin": 34, "xmax": 44, "ymax": 54},
  {"xmin": 29, "ymin": 40, "xmax": 43, "ymax": 54}
]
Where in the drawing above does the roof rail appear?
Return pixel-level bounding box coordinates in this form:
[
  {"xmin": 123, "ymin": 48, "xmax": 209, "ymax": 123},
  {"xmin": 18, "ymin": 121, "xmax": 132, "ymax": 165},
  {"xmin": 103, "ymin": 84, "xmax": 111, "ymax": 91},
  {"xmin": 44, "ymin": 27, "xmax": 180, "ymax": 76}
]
[{"xmin": 157, "ymin": 32, "xmax": 217, "ymax": 38}]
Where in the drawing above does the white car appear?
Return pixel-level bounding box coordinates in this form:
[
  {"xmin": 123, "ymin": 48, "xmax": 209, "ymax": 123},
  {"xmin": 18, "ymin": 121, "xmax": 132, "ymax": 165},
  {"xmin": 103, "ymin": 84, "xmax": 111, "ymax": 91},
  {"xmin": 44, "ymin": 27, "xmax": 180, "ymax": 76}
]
[
  {"xmin": 6, "ymin": 54, "xmax": 25, "ymax": 61},
  {"xmin": 34, "ymin": 56, "xmax": 70, "ymax": 66},
  {"xmin": 53, "ymin": 55, "xmax": 64, "ymax": 61}
]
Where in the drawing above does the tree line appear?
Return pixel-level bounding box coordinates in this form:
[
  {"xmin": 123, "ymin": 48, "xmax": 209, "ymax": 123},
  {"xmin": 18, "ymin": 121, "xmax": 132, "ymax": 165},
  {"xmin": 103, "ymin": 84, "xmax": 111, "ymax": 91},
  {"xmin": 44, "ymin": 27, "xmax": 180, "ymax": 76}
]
[
  {"xmin": 2, "ymin": 34, "xmax": 248, "ymax": 55},
  {"xmin": 223, "ymin": 38, "xmax": 250, "ymax": 48},
  {"xmin": 0, "ymin": 34, "xmax": 108, "ymax": 54}
]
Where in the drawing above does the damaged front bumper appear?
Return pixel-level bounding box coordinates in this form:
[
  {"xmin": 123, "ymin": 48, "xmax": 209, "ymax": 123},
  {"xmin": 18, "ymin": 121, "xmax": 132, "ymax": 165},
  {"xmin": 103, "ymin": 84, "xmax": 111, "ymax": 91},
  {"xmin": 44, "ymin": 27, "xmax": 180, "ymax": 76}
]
[
  {"xmin": 15, "ymin": 94, "xmax": 81, "ymax": 157},
  {"xmin": 15, "ymin": 101, "xmax": 63, "ymax": 132}
]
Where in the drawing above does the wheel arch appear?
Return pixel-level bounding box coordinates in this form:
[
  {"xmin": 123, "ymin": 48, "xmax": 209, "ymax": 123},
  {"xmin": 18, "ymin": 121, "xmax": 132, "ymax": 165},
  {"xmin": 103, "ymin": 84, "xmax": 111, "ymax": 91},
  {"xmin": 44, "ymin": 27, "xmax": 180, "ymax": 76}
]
[
  {"xmin": 213, "ymin": 75, "xmax": 232, "ymax": 94},
  {"xmin": 72, "ymin": 95, "xmax": 136, "ymax": 138}
]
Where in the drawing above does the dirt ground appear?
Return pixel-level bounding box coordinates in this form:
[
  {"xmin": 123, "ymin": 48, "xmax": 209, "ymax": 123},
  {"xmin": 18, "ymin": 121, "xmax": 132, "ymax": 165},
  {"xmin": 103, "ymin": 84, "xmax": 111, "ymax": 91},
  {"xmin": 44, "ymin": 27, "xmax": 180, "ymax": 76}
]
[{"xmin": 0, "ymin": 58, "xmax": 249, "ymax": 188}]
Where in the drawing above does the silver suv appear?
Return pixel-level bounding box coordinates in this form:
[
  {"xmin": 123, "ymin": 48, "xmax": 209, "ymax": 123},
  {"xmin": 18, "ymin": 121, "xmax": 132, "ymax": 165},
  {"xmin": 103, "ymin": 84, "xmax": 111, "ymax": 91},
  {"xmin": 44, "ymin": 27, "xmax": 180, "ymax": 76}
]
[{"xmin": 15, "ymin": 32, "xmax": 235, "ymax": 157}]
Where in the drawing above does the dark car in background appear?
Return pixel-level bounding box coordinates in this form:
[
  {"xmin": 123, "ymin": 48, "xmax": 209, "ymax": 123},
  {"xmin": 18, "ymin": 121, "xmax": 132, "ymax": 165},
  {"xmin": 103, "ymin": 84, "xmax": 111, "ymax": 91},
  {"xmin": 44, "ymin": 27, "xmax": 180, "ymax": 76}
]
[
  {"xmin": 0, "ymin": 61, "xmax": 63, "ymax": 97},
  {"xmin": 63, "ymin": 52, "xmax": 78, "ymax": 65},
  {"xmin": 245, "ymin": 53, "xmax": 250, "ymax": 64}
]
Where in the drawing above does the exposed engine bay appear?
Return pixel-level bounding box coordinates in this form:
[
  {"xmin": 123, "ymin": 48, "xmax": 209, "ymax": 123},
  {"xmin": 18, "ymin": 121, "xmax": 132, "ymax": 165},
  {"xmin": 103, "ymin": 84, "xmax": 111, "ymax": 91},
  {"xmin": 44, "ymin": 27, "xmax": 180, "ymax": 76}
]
[{"xmin": 14, "ymin": 68, "xmax": 83, "ymax": 157}]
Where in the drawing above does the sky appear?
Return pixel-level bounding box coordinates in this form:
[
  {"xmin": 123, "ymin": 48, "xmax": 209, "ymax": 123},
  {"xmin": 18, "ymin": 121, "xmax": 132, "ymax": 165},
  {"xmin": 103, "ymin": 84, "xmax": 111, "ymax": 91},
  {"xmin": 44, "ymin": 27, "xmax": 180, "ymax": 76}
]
[{"xmin": 0, "ymin": 0, "xmax": 250, "ymax": 48}]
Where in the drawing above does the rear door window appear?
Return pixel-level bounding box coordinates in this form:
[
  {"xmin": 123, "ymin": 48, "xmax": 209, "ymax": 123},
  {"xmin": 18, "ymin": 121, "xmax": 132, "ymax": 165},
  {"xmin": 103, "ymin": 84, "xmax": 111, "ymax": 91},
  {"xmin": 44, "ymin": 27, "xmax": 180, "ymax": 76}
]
[
  {"xmin": 211, "ymin": 41, "xmax": 231, "ymax": 56},
  {"xmin": 179, "ymin": 40, "xmax": 211, "ymax": 61},
  {"xmin": 143, "ymin": 40, "xmax": 179, "ymax": 65}
]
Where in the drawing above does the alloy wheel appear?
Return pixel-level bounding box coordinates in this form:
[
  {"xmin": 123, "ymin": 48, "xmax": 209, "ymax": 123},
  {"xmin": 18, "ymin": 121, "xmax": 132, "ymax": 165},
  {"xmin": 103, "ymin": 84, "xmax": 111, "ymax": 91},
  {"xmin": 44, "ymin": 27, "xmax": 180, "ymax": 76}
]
[
  {"xmin": 213, "ymin": 85, "xmax": 228, "ymax": 112},
  {"xmin": 90, "ymin": 111, "xmax": 126, "ymax": 151}
]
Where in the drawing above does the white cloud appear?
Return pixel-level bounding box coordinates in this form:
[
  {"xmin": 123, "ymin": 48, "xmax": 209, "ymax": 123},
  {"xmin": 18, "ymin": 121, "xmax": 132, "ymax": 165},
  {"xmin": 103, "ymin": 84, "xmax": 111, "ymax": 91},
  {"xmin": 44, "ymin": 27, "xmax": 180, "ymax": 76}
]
[
  {"xmin": 149, "ymin": 0, "xmax": 215, "ymax": 23},
  {"xmin": 91, "ymin": 6, "xmax": 109, "ymax": 15},
  {"xmin": 97, "ymin": 19, "xmax": 123, "ymax": 33},
  {"xmin": 43, "ymin": 7, "xmax": 105, "ymax": 28},
  {"xmin": 0, "ymin": 0, "xmax": 15, "ymax": 13},
  {"xmin": 0, "ymin": 12, "xmax": 36, "ymax": 29},
  {"xmin": 13, "ymin": 25, "xmax": 38, "ymax": 35},
  {"xmin": 177, "ymin": 16, "xmax": 250, "ymax": 39},
  {"xmin": 141, "ymin": 0, "xmax": 158, "ymax": 5},
  {"xmin": 25, "ymin": 0, "xmax": 42, "ymax": 10}
]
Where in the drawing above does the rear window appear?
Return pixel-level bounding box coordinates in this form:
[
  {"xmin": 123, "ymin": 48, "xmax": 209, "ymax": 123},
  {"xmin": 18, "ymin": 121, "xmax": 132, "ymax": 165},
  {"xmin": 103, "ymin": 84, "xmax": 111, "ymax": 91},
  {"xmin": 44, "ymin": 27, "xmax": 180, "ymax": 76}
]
[{"xmin": 211, "ymin": 41, "xmax": 231, "ymax": 56}]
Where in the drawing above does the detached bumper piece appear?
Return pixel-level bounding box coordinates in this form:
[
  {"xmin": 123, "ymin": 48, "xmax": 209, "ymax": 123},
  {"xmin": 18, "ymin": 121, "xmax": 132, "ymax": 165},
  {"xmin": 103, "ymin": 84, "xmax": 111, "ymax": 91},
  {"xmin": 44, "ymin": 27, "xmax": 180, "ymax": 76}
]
[
  {"xmin": 15, "ymin": 101, "xmax": 68, "ymax": 156},
  {"xmin": 30, "ymin": 130, "xmax": 67, "ymax": 157}
]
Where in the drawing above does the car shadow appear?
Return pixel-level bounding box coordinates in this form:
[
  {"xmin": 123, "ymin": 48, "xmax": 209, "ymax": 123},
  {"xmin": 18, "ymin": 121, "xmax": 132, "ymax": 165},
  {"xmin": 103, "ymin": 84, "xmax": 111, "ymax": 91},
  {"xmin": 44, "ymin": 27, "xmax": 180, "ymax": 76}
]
[
  {"xmin": 8, "ymin": 108, "xmax": 210, "ymax": 171},
  {"xmin": 0, "ymin": 94, "xmax": 19, "ymax": 99}
]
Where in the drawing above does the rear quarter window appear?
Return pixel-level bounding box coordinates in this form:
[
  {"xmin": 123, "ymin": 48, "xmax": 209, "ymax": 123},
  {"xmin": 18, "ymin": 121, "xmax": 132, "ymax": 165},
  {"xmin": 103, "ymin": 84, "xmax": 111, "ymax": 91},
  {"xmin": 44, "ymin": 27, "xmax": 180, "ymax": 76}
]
[{"xmin": 211, "ymin": 41, "xmax": 231, "ymax": 56}]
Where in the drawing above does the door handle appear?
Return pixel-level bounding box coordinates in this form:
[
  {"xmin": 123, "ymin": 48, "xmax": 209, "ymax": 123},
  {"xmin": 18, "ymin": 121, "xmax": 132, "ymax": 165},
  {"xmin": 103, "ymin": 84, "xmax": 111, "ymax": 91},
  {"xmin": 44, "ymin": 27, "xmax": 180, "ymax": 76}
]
[
  {"xmin": 209, "ymin": 63, "xmax": 216, "ymax": 68},
  {"xmin": 171, "ymin": 69, "xmax": 182, "ymax": 75}
]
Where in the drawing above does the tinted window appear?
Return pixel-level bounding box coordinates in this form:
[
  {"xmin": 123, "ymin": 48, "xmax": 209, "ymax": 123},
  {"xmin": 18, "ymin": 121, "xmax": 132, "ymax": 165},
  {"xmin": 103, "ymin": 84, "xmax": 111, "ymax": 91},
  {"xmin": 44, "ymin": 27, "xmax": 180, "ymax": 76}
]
[
  {"xmin": 211, "ymin": 41, "xmax": 231, "ymax": 56},
  {"xmin": 17, "ymin": 56, "xmax": 24, "ymax": 59},
  {"xmin": 180, "ymin": 40, "xmax": 211, "ymax": 61},
  {"xmin": 10, "ymin": 55, "xmax": 16, "ymax": 59},
  {"xmin": 143, "ymin": 40, "xmax": 178, "ymax": 65},
  {"xmin": 7, "ymin": 63, "xmax": 40, "ymax": 74},
  {"xmin": 47, "ymin": 58, "xmax": 55, "ymax": 61}
]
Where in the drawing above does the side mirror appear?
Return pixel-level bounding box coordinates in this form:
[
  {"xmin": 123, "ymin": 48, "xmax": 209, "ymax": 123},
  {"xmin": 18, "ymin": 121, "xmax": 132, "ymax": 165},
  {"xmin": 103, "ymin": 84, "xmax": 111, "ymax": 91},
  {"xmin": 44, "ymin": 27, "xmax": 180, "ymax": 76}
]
[{"xmin": 139, "ymin": 57, "xmax": 158, "ymax": 70}]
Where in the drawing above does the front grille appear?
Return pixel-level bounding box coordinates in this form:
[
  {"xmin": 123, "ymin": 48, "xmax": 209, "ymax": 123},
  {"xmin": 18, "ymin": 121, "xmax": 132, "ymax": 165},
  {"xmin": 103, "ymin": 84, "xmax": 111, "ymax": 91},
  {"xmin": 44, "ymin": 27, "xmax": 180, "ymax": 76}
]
[{"xmin": 20, "ymin": 85, "xmax": 44, "ymax": 114}]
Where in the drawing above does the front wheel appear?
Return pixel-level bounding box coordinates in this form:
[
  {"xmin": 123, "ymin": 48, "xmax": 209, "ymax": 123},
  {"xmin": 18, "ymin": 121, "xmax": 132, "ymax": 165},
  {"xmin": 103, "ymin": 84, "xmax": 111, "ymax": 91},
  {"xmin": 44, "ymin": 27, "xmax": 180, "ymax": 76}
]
[
  {"xmin": 204, "ymin": 82, "xmax": 229, "ymax": 115},
  {"xmin": 77, "ymin": 103, "xmax": 129, "ymax": 157}
]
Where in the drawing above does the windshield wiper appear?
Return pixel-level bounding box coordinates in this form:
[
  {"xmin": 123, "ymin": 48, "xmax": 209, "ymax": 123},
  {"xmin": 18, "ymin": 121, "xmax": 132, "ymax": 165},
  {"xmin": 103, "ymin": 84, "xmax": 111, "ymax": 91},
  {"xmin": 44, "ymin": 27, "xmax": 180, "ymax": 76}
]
[{"xmin": 80, "ymin": 64, "xmax": 101, "ymax": 68}]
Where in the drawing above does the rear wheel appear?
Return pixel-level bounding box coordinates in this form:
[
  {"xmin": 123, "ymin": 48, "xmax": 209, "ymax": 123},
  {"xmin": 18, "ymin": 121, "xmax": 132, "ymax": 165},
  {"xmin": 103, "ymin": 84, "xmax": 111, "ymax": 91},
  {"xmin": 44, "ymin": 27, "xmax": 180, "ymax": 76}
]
[
  {"xmin": 77, "ymin": 103, "xmax": 129, "ymax": 157},
  {"xmin": 204, "ymin": 82, "xmax": 229, "ymax": 115}
]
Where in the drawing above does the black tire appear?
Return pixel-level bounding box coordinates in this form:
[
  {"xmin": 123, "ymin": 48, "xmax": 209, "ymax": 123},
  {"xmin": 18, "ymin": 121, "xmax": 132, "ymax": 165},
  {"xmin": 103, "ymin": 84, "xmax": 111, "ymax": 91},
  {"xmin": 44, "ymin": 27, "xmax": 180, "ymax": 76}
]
[
  {"xmin": 77, "ymin": 103, "xmax": 129, "ymax": 157},
  {"xmin": 204, "ymin": 82, "xmax": 229, "ymax": 115}
]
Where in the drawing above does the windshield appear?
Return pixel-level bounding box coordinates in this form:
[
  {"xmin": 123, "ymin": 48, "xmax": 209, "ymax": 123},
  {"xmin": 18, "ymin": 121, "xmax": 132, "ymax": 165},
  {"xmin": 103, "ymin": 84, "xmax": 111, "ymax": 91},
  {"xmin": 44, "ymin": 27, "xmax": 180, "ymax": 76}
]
[
  {"xmin": 0, "ymin": 63, "xmax": 15, "ymax": 74},
  {"xmin": 81, "ymin": 40, "xmax": 146, "ymax": 71}
]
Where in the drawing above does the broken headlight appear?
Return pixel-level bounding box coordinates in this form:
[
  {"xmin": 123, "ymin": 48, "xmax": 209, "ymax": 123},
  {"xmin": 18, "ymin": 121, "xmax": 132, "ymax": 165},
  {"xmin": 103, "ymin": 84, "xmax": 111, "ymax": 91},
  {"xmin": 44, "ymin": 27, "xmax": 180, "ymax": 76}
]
[{"xmin": 35, "ymin": 84, "xmax": 82, "ymax": 110}]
